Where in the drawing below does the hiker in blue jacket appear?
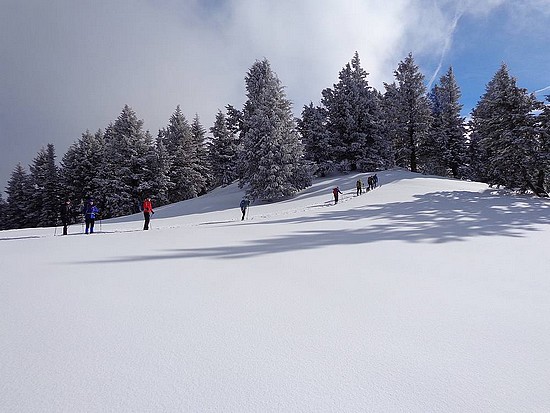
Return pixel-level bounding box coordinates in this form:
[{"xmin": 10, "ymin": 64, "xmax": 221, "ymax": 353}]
[{"xmin": 83, "ymin": 199, "xmax": 99, "ymax": 234}]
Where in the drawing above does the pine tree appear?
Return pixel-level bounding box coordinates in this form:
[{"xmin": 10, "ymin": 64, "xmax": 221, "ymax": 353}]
[
  {"xmin": 426, "ymin": 67, "xmax": 467, "ymax": 177},
  {"xmin": 159, "ymin": 106, "xmax": 204, "ymax": 202},
  {"xmin": 209, "ymin": 110, "xmax": 239, "ymax": 187},
  {"xmin": 191, "ymin": 114, "xmax": 212, "ymax": 195},
  {"xmin": 298, "ymin": 103, "xmax": 333, "ymax": 176},
  {"xmin": 150, "ymin": 136, "xmax": 172, "ymax": 206},
  {"xmin": 386, "ymin": 53, "xmax": 432, "ymax": 172},
  {"xmin": 240, "ymin": 58, "xmax": 310, "ymax": 201},
  {"xmin": 537, "ymin": 96, "xmax": 550, "ymax": 195},
  {"xmin": 61, "ymin": 129, "xmax": 105, "ymax": 218},
  {"xmin": 469, "ymin": 64, "xmax": 544, "ymax": 195},
  {"xmin": 101, "ymin": 105, "xmax": 156, "ymax": 217},
  {"xmin": 28, "ymin": 144, "xmax": 60, "ymax": 227},
  {"xmin": 5, "ymin": 163, "xmax": 32, "ymax": 229},
  {"xmin": 0, "ymin": 193, "xmax": 6, "ymax": 231},
  {"xmin": 321, "ymin": 52, "xmax": 387, "ymax": 172}
]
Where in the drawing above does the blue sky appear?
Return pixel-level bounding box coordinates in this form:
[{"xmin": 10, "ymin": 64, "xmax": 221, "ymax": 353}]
[{"xmin": 1, "ymin": 0, "xmax": 549, "ymax": 194}]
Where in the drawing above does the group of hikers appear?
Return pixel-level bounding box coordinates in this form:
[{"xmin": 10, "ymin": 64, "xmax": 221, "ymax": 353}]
[
  {"xmin": 58, "ymin": 197, "xmax": 154, "ymax": 235},
  {"xmin": 333, "ymin": 173, "xmax": 379, "ymax": 204},
  {"xmin": 57, "ymin": 174, "xmax": 379, "ymax": 234}
]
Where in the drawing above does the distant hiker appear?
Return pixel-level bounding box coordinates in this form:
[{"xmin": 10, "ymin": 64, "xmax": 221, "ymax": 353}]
[
  {"xmin": 240, "ymin": 198, "xmax": 250, "ymax": 220},
  {"xmin": 142, "ymin": 197, "xmax": 154, "ymax": 230},
  {"xmin": 60, "ymin": 199, "xmax": 71, "ymax": 236},
  {"xmin": 367, "ymin": 176, "xmax": 373, "ymax": 191},
  {"xmin": 356, "ymin": 180, "xmax": 362, "ymax": 196},
  {"xmin": 83, "ymin": 199, "xmax": 99, "ymax": 234},
  {"xmin": 332, "ymin": 186, "xmax": 343, "ymax": 204},
  {"xmin": 373, "ymin": 174, "xmax": 378, "ymax": 188}
]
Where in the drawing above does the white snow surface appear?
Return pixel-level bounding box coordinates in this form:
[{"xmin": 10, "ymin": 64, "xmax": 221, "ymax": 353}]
[{"xmin": 2, "ymin": 169, "xmax": 550, "ymax": 412}]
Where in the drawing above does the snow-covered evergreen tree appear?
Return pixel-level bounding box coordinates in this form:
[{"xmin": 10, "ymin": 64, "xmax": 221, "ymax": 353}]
[
  {"xmin": 61, "ymin": 129, "xmax": 105, "ymax": 218},
  {"xmin": 5, "ymin": 163, "xmax": 32, "ymax": 229},
  {"xmin": 537, "ymin": 96, "xmax": 550, "ymax": 195},
  {"xmin": 0, "ymin": 193, "xmax": 6, "ymax": 231},
  {"xmin": 321, "ymin": 52, "xmax": 387, "ymax": 172},
  {"xmin": 298, "ymin": 103, "xmax": 333, "ymax": 176},
  {"xmin": 28, "ymin": 144, "xmax": 60, "ymax": 227},
  {"xmin": 240, "ymin": 58, "xmax": 310, "ymax": 201},
  {"xmin": 159, "ymin": 106, "xmax": 206, "ymax": 202},
  {"xmin": 209, "ymin": 110, "xmax": 239, "ymax": 187},
  {"xmin": 150, "ymin": 136, "xmax": 172, "ymax": 206},
  {"xmin": 469, "ymin": 64, "xmax": 545, "ymax": 195},
  {"xmin": 426, "ymin": 67, "xmax": 467, "ymax": 178},
  {"xmin": 191, "ymin": 114, "xmax": 212, "ymax": 195},
  {"xmin": 385, "ymin": 53, "xmax": 432, "ymax": 172},
  {"xmin": 100, "ymin": 105, "xmax": 156, "ymax": 217}
]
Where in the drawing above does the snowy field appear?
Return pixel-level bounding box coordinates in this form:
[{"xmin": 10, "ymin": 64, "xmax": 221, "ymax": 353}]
[{"xmin": 1, "ymin": 169, "xmax": 550, "ymax": 412}]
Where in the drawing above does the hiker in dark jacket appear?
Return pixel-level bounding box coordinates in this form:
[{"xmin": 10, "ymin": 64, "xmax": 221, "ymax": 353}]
[
  {"xmin": 356, "ymin": 180, "xmax": 363, "ymax": 196},
  {"xmin": 332, "ymin": 187, "xmax": 343, "ymax": 204},
  {"xmin": 240, "ymin": 198, "xmax": 250, "ymax": 220},
  {"xmin": 60, "ymin": 199, "xmax": 71, "ymax": 235}
]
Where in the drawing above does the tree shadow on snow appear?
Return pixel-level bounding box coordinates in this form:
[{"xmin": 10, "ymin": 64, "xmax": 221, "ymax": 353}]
[{"xmin": 78, "ymin": 189, "xmax": 550, "ymax": 263}]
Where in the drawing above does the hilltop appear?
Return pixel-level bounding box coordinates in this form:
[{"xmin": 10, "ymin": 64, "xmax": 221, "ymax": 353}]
[{"xmin": 2, "ymin": 169, "xmax": 550, "ymax": 412}]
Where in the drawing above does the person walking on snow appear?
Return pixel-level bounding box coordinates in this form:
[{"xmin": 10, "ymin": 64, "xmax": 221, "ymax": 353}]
[
  {"xmin": 356, "ymin": 180, "xmax": 362, "ymax": 196},
  {"xmin": 142, "ymin": 197, "xmax": 154, "ymax": 230},
  {"xmin": 240, "ymin": 198, "xmax": 250, "ymax": 220},
  {"xmin": 332, "ymin": 186, "xmax": 343, "ymax": 204},
  {"xmin": 60, "ymin": 199, "xmax": 71, "ymax": 235},
  {"xmin": 83, "ymin": 199, "xmax": 99, "ymax": 234}
]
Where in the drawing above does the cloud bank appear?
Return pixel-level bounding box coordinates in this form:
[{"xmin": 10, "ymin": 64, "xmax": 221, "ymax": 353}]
[{"xmin": 0, "ymin": 0, "xmax": 547, "ymax": 192}]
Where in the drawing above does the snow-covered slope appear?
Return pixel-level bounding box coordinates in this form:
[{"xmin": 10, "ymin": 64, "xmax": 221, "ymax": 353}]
[{"xmin": 2, "ymin": 169, "xmax": 550, "ymax": 412}]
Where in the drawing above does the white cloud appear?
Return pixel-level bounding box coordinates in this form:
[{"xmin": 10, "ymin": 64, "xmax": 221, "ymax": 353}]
[{"xmin": 0, "ymin": 0, "xmax": 547, "ymax": 190}]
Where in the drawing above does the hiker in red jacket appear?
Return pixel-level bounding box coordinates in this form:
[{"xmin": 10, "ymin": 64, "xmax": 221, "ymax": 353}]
[{"xmin": 142, "ymin": 197, "xmax": 154, "ymax": 230}]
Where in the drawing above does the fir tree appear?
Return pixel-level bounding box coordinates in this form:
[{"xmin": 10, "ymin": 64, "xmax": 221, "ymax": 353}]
[
  {"xmin": 537, "ymin": 96, "xmax": 550, "ymax": 195},
  {"xmin": 5, "ymin": 163, "xmax": 32, "ymax": 229},
  {"xmin": 298, "ymin": 103, "xmax": 333, "ymax": 176},
  {"xmin": 321, "ymin": 52, "xmax": 387, "ymax": 172},
  {"xmin": 159, "ymin": 106, "xmax": 204, "ymax": 202},
  {"xmin": 191, "ymin": 114, "xmax": 212, "ymax": 195},
  {"xmin": 469, "ymin": 64, "xmax": 544, "ymax": 195},
  {"xmin": 0, "ymin": 193, "xmax": 6, "ymax": 231},
  {"xmin": 28, "ymin": 144, "xmax": 60, "ymax": 227},
  {"xmin": 386, "ymin": 53, "xmax": 432, "ymax": 172},
  {"xmin": 209, "ymin": 110, "xmax": 239, "ymax": 187},
  {"xmin": 61, "ymin": 129, "xmax": 105, "ymax": 217},
  {"xmin": 101, "ymin": 105, "xmax": 156, "ymax": 217},
  {"xmin": 150, "ymin": 136, "xmax": 172, "ymax": 206},
  {"xmin": 240, "ymin": 58, "xmax": 310, "ymax": 201},
  {"xmin": 426, "ymin": 67, "xmax": 467, "ymax": 177}
]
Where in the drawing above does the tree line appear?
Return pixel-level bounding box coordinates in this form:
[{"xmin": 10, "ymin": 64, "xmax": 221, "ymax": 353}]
[{"xmin": 1, "ymin": 52, "xmax": 549, "ymax": 230}]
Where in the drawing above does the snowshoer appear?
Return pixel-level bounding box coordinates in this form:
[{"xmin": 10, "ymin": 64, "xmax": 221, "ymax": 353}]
[
  {"xmin": 367, "ymin": 176, "xmax": 373, "ymax": 191},
  {"xmin": 356, "ymin": 180, "xmax": 362, "ymax": 196},
  {"xmin": 142, "ymin": 197, "xmax": 154, "ymax": 230},
  {"xmin": 373, "ymin": 174, "xmax": 378, "ymax": 188},
  {"xmin": 240, "ymin": 198, "xmax": 250, "ymax": 220},
  {"xmin": 83, "ymin": 199, "xmax": 99, "ymax": 234},
  {"xmin": 60, "ymin": 199, "xmax": 71, "ymax": 235},
  {"xmin": 332, "ymin": 187, "xmax": 343, "ymax": 204}
]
